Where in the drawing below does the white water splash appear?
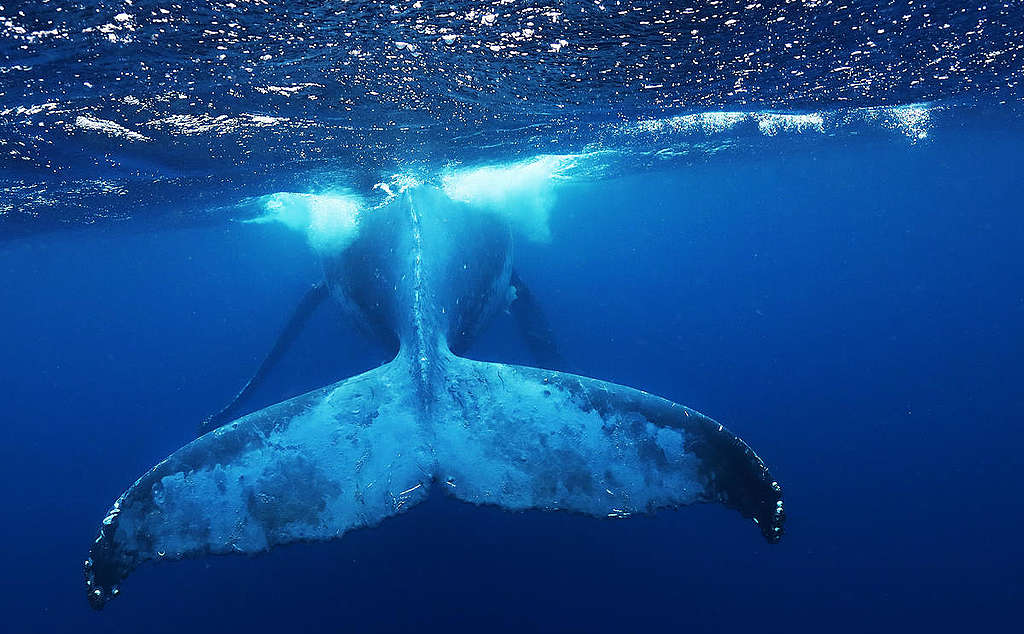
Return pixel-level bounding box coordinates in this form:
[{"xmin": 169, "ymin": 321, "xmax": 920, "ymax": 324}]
[
  {"xmin": 250, "ymin": 191, "xmax": 365, "ymax": 253},
  {"xmin": 441, "ymin": 155, "xmax": 576, "ymax": 242}
]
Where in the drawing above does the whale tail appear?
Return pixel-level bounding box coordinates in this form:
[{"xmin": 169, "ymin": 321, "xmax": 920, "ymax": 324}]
[{"xmin": 85, "ymin": 355, "xmax": 783, "ymax": 609}]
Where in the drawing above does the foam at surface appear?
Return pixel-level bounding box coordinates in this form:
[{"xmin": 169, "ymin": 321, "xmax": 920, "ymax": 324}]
[
  {"xmin": 251, "ymin": 191, "xmax": 365, "ymax": 253},
  {"xmin": 620, "ymin": 103, "xmax": 938, "ymax": 142},
  {"xmin": 870, "ymin": 103, "xmax": 934, "ymax": 140},
  {"xmin": 441, "ymin": 155, "xmax": 575, "ymax": 242}
]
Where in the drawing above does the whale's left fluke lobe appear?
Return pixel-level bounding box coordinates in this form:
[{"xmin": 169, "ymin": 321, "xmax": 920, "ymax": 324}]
[{"xmin": 84, "ymin": 359, "xmax": 433, "ymax": 610}]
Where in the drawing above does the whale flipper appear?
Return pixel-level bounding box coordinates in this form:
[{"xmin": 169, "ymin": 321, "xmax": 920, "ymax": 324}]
[
  {"xmin": 509, "ymin": 270, "xmax": 563, "ymax": 369},
  {"xmin": 436, "ymin": 358, "xmax": 785, "ymax": 540},
  {"xmin": 199, "ymin": 282, "xmax": 330, "ymax": 435},
  {"xmin": 86, "ymin": 360, "xmax": 432, "ymax": 609}
]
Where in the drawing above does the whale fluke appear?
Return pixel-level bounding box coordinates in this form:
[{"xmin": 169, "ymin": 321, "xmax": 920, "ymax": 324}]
[{"xmin": 85, "ymin": 352, "xmax": 783, "ymax": 609}]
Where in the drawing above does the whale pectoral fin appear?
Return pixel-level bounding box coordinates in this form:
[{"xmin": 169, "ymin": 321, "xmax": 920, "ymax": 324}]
[
  {"xmin": 509, "ymin": 270, "xmax": 563, "ymax": 369},
  {"xmin": 436, "ymin": 359, "xmax": 784, "ymax": 541},
  {"xmin": 199, "ymin": 281, "xmax": 330, "ymax": 435},
  {"xmin": 86, "ymin": 361, "xmax": 429, "ymax": 610}
]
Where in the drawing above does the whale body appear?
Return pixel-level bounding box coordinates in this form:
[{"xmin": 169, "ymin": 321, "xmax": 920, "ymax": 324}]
[{"xmin": 84, "ymin": 186, "xmax": 784, "ymax": 609}]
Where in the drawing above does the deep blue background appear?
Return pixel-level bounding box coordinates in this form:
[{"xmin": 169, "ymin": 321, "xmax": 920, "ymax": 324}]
[{"xmin": 2, "ymin": 114, "xmax": 1022, "ymax": 632}]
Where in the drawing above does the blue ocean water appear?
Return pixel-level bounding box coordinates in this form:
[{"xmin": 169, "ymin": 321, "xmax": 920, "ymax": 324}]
[{"xmin": 3, "ymin": 2, "xmax": 1024, "ymax": 633}]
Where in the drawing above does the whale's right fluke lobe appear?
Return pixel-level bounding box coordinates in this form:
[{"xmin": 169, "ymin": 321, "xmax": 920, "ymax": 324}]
[{"xmin": 435, "ymin": 358, "xmax": 785, "ymax": 542}]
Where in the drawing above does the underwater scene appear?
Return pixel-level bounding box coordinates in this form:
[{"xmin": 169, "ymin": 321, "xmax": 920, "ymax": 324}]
[{"xmin": 2, "ymin": 1, "xmax": 1023, "ymax": 632}]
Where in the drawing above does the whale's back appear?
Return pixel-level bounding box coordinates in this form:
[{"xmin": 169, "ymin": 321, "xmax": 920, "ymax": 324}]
[{"xmin": 321, "ymin": 187, "xmax": 513, "ymax": 353}]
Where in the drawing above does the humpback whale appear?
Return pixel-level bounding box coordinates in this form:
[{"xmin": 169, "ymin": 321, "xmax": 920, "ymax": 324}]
[{"xmin": 84, "ymin": 184, "xmax": 785, "ymax": 609}]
